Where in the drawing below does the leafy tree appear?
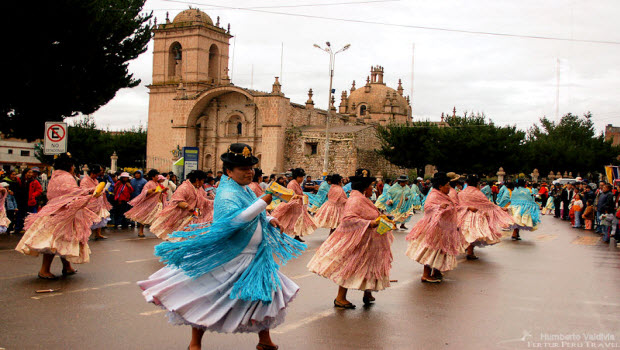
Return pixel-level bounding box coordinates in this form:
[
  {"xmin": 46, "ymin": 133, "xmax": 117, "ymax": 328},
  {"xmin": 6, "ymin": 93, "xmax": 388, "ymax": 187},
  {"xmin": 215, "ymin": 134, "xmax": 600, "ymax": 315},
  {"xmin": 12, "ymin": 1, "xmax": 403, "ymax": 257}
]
[
  {"xmin": 0, "ymin": 0, "xmax": 152, "ymax": 140},
  {"xmin": 35, "ymin": 116, "xmax": 147, "ymax": 169},
  {"xmin": 377, "ymin": 112, "xmax": 526, "ymax": 176},
  {"xmin": 525, "ymin": 113, "xmax": 620, "ymax": 177}
]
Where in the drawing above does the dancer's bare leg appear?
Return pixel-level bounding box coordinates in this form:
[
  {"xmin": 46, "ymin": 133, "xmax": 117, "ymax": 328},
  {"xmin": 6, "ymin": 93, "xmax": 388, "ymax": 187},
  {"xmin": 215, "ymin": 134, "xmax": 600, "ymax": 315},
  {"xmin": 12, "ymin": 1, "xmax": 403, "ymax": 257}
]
[{"xmin": 189, "ymin": 327, "xmax": 204, "ymax": 350}]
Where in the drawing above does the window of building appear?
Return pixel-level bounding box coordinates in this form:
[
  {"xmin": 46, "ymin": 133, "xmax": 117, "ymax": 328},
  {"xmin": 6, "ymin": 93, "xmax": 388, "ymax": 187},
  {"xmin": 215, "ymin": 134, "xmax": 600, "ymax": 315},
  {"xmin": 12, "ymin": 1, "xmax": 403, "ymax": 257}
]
[
  {"xmin": 227, "ymin": 115, "xmax": 242, "ymax": 135},
  {"xmin": 359, "ymin": 105, "xmax": 367, "ymax": 116},
  {"xmin": 21, "ymin": 150, "xmax": 30, "ymax": 156},
  {"xmin": 8, "ymin": 149, "xmax": 13, "ymax": 154},
  {"xmin": 304, "ymin": 142, "xmax": 318, "ymax": 155}
]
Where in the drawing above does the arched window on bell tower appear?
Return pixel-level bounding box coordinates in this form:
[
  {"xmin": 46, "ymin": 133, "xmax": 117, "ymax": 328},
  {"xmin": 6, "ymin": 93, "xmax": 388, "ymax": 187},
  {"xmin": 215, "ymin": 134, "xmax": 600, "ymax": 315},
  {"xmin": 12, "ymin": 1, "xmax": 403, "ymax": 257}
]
[
  {"xmin": 208, "ymin": 44, "xmax": 219, "ymax": 83},
  {"xmin": 168, "ymin": 42, "xmax": 182, "ymax": 80}
]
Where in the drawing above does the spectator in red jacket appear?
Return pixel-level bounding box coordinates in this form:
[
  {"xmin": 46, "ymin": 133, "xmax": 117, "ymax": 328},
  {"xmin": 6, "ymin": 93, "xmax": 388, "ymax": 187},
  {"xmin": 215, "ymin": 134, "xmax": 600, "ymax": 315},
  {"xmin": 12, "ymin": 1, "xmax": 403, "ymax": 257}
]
[
  {"xmin": 113, "ymin": 172, "xmax": 134, "ymax": 229},
  {"xmin": 14, "ymin": 168, "xmax": 43, "ymax": 233}
]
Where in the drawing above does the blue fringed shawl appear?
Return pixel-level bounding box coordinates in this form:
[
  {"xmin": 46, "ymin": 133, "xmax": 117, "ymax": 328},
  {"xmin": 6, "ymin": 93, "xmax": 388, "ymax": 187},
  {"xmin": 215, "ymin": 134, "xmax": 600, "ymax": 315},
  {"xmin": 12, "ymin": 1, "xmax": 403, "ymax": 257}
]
[
  {"xmin": 510, "ymin": 187, "xmax": 541, "ymax": 226},
  {"xmin": 154, "ymin": 175, "xmax": 306, "ymax": 303}
]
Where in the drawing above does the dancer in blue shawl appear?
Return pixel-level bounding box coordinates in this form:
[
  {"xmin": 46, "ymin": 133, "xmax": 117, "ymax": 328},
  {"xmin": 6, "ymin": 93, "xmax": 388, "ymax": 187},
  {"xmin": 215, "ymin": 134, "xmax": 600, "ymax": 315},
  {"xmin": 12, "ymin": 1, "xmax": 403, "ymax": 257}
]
[
  {"xmin": 386, "ymin": 175, "xmax": 415, "ymax": 229},
  {"xmin": 496, "ymin": 182, "xmax": 514, "ymax": 208},
  {"xmin": 343, "ymin": 180, "xmax": 352, "ymax": 197},
  {"xmin": 375, "ymin": 178, "xmax": 392, "ymax": 211},
  {"xmin": 308, "ymin": 175, "xmax": 331, "ymax": 213},
  {"xmin": 481, "ymin": 182, "xmax": 493, "ymax": 201},
  {"xmin": 138, "ymin": 143, "xmax": 305, "ymax": 350},
  {"xmin": 509, "ymin": 178, "xmax": 541, "ymax": 241}
]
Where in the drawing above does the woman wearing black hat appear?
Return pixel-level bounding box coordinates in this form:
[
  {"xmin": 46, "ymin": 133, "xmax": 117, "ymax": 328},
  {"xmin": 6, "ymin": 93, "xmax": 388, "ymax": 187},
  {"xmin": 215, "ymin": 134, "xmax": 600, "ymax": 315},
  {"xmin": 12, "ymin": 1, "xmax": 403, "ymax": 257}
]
[
  {"xmin": 457, "ymin": 174, "xmax": 514, "ymax": 260},
  {"xmin": 313, "ymin": 174, "xmax": 347, "ymax": 234},
  {"xmin": 16, "ymin": 153, "xmax": 102, "ymax": 279},
  {"xmin": 249, "ymin": 168, "xmax": 264, "ymax": 198},
  {"xmin": 308, "ymin": 169, "xmax": 394, "ymax": 308},
  {"xmin": 405, "ymin": 172, "xmax": 468, "ymax": 283},
  {"xmin": 139, "ymin": 143, "xmax": 305, "ymax": 350},
  {"xmin": 270, "ymin": 167, "xmax": 318, "ymax": 242}
]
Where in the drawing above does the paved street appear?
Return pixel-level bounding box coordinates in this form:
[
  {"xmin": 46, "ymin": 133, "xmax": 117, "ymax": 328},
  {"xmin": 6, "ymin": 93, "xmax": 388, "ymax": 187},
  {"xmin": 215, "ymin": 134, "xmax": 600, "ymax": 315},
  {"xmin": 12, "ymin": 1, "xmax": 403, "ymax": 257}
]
[{"xmin": 1, "ymin": 214, "xmax": 619, "ymax": 350}]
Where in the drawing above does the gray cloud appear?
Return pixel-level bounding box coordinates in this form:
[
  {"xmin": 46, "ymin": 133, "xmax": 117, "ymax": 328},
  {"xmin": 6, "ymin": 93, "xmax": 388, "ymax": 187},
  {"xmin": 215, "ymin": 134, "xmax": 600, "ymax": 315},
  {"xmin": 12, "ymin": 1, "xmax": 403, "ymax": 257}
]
[{"xmin": 90, "ymin": 0, "xmax": 620, "ymax": 134}]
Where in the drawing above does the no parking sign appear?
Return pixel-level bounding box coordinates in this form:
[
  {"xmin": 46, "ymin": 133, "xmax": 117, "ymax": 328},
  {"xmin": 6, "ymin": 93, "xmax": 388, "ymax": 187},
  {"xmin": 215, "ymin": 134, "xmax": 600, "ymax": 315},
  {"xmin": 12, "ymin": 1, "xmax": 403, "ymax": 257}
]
[{"xmin": 44, "ymin": 122, "xmax": 67, "ymax": 154}]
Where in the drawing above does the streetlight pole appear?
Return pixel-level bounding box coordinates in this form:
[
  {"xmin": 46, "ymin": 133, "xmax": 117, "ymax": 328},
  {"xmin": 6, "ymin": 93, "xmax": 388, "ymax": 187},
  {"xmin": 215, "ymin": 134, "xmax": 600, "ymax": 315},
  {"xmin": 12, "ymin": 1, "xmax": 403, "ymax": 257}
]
[{"xmin": 313, "ymin": 42, "xmax": 350, "ymax": 178}]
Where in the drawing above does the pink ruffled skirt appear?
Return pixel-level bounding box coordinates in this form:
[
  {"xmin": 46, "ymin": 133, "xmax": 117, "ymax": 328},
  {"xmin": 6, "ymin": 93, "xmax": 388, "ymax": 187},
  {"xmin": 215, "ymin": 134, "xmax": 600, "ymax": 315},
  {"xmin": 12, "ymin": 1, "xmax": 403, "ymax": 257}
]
[
  {"xmin": 459, "ymin": 211, "xmax": 503, "ymax": 247},
  {"xmin": 271, "ymin": 201, "xmax": 316, "ymax": 237},
  {"xmin": 313, "ymin": 201, "xmax": 345, "ymax": 229},
  {"xmin": 15, "ymin": 215, "xmax": 92, "ymax": 263},
  {"xmin": 125, "ymin": 201, "xmax": 163, "ymax": 226}
]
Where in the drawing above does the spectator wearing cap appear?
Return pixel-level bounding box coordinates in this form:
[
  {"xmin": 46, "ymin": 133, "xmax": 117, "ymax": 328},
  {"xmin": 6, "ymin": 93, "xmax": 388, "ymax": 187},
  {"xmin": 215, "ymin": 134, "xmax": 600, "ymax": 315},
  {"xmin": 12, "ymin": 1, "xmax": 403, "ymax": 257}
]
[{"xmin": 113, "ymin": 172, "xmax": 134, "ymax": 229}]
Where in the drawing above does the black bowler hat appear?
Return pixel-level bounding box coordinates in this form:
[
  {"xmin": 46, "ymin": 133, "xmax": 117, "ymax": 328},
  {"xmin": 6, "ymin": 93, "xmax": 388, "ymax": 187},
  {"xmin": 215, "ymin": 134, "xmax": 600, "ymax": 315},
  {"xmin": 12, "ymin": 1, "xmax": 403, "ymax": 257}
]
[
  {"xmin": 220, "ymin": 143, "xmax": 259, "ymax": 166},
  {"xmin": 396, "ymin": 174, "xmax": 409, "ymax": 182},
  {"xmin": 349, "ymin": 168, "xmax": 376, "ymax": 185}
]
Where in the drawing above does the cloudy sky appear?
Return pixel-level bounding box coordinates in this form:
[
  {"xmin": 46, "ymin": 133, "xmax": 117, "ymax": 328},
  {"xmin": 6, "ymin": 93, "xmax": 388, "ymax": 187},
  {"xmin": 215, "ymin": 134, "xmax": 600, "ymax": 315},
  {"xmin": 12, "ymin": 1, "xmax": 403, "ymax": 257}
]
[{"xmin": 90, "ymin": 0, "xmax": 620, "ymax": 134}]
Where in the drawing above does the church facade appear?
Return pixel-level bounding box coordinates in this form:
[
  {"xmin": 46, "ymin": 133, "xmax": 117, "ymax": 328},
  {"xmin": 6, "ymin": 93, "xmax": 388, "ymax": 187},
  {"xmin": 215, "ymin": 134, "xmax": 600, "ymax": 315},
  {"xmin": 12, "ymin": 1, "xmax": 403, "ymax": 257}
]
[{"xmin": 146, "ymin": 8, "xmax": 412, "ymax": 178}]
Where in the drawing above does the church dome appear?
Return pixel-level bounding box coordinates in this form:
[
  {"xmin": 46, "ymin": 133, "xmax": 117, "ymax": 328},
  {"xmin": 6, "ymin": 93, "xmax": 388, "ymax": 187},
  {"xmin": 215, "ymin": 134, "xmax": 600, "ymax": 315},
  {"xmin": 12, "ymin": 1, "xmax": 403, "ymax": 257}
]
[
  {"xmin": 346, "ymin": 67, "xmax": 409, "ymax": 118},
  {"xmin": 173, "ymin": 8, "xmax": 214, "ymax": 26},
  {"xmin": 347, "ymin": 84, "xmax": 408, "ymax": 115}
]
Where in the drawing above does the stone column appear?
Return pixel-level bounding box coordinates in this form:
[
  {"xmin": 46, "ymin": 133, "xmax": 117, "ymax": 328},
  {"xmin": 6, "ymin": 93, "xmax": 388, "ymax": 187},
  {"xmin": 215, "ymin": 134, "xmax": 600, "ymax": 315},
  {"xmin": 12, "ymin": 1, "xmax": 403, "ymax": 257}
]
[
  {"xmin": 82, "ymin": 164, "xmax": 89, "ymax": 178},
  {"xmin": 497, "ymin": 167, "xmax": 506, "ymax": 183},
  {"xmin": 548, "ymin": 171, "xmax": 554, "ymax": 181},
  {"xmin": 531, "ymin": 169, "xmax": 540, "ymax": 183},
  {"xmin": 110, "ymin": 152, "xmax": 118, "ymax": 172}
]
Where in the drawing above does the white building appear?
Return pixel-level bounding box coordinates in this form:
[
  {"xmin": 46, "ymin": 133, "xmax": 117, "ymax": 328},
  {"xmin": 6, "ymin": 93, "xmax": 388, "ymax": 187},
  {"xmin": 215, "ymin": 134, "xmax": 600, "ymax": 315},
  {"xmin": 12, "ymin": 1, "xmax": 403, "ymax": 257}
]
[{"xmin": 0, "ymin": 136, "xmax": 45, "ymax": 172}]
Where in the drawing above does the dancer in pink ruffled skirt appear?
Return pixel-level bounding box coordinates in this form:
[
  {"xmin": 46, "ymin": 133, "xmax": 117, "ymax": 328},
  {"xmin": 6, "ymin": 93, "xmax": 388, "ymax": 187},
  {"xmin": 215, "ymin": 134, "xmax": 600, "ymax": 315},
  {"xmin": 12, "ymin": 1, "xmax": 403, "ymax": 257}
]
[
  {"xmin": 457, "ymin": 174, "xmax": 515, "ymax": 260},
  {"xmin": 308, "ymin": 168, "xmax": 393, "ymax": 308},
  {"xmin": 270, "ymin": 168, "xmax": 317, "ymax": 242},
  {"xmin": 405, "ymin": 172, "xmax": 468, "ymax": 283},
  {"xmin": 16, "ymin": 153, "xmax": 101, "ymax": 279},
  {"xmin": 125, "ymin": 169, "xmax": 167, "ymax": 237},
  {"xmin": 150, "ymin": 170, "xmax": 214, "ymax": 241},
  {"xmin": 313, "ymin": 174, "xmax": 347, "ymax": 234},
  {"xmin": 79, "ymin": 164, "xmax": 112, "ymax": 240}
]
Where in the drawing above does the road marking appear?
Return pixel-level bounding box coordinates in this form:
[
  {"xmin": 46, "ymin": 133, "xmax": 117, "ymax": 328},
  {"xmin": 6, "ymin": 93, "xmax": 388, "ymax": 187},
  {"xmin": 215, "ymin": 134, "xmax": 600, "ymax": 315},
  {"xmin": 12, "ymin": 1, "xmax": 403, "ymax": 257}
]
[
  {"xmin": 117, "ymin": 237, "xmax": 157, "ymax": 242},
  {"xmin": 272, "ymin": 309, "xmax": 335, "ymax": 334},
  {"xmin": 31, "ymin": 281, "xmax": 131, "ymax": 300},
  {"xmin": 583, "ymin": 300, "xmax": 620, "ymax": 307},
  {"xmin": 0, "ymin": 273, "xmax": 36, "ymax": 281},
  {"xmin": 290, "ymin": 273, "xmax": 314, "ymax": 280},
  {"xmin": 140, "ymin": 309, "xmax": 166, "ymax": 316},
  {"xmin": 126, "ymin": 257, "xmax": 160, "ymax": 264},
  {"xmin": 535, "ymin": 234, "xmax": 558, "ymax": 242},
  {"xmin": 273, "ymin": 279, "xmax": 414, "ymax": 334},
  {"xmin": 572, "ymin": 236, "xmax": 601, "ymax": 245}
]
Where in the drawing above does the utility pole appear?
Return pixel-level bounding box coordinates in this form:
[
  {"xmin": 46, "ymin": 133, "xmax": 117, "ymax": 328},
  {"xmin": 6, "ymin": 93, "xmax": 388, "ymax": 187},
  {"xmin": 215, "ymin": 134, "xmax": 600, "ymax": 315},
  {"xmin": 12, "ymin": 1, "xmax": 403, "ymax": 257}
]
[{"xmin": 313, "ymin": 42, "xmax": 351, "ymax": 177}]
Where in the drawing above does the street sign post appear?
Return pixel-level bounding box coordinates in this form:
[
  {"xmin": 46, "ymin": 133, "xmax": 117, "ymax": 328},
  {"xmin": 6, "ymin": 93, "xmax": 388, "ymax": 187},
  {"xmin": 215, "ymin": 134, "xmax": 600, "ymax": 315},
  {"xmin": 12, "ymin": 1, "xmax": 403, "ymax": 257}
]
[
  {"xmin": 182, "ymin": 147, "xmax": 199, "ymax": 180},
  {"xmin": 44, "ymin": 122, "xmax": 68, "ymax": 155}
]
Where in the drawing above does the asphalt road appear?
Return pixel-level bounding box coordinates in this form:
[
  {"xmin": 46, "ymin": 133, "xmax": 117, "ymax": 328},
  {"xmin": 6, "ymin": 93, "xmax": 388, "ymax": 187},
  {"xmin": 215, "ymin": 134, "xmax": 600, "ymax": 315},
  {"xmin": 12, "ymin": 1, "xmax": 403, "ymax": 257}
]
[{"xmin": 1, "ymin": 214, "xmax": 619, "ymax": 350}]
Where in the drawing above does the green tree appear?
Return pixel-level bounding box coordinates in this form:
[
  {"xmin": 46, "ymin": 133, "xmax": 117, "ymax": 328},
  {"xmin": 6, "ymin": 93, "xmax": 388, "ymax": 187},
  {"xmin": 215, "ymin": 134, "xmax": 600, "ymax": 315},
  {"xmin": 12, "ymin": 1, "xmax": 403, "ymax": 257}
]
[
  {"xmin": 35, "ymin": 116, "xmax": 147, "ymax": 169},
  {"xmin": 377, "ymin": 112, "xmax": 526, "ymax": 176},
  {"xmin": 525, "ymin": 113, "xmax": 620, "ymax": 176},
  {"xmin": 0, "ymin": 0, "xmax": 152, "ymax": 140}
]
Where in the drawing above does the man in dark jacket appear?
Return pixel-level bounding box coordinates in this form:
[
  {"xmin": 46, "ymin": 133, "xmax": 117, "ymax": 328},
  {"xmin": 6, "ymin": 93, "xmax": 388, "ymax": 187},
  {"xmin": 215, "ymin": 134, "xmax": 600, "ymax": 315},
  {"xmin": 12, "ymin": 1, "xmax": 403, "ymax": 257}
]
[
  {"xmin": 560, "ymin": 183, "xmax": 574, "ymax": 220},
  {"xmin": 596, "ymin": 184, "xmax": 614, "ymax": 234}
]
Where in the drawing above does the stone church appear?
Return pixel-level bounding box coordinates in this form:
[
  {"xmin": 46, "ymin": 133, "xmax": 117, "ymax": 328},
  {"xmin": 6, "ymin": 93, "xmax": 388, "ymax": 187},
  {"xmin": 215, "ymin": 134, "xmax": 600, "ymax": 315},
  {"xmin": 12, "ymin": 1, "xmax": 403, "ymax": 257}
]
[{"xmin": 146, "ymin": 8, "xmax": 412, "ymax": 178}]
